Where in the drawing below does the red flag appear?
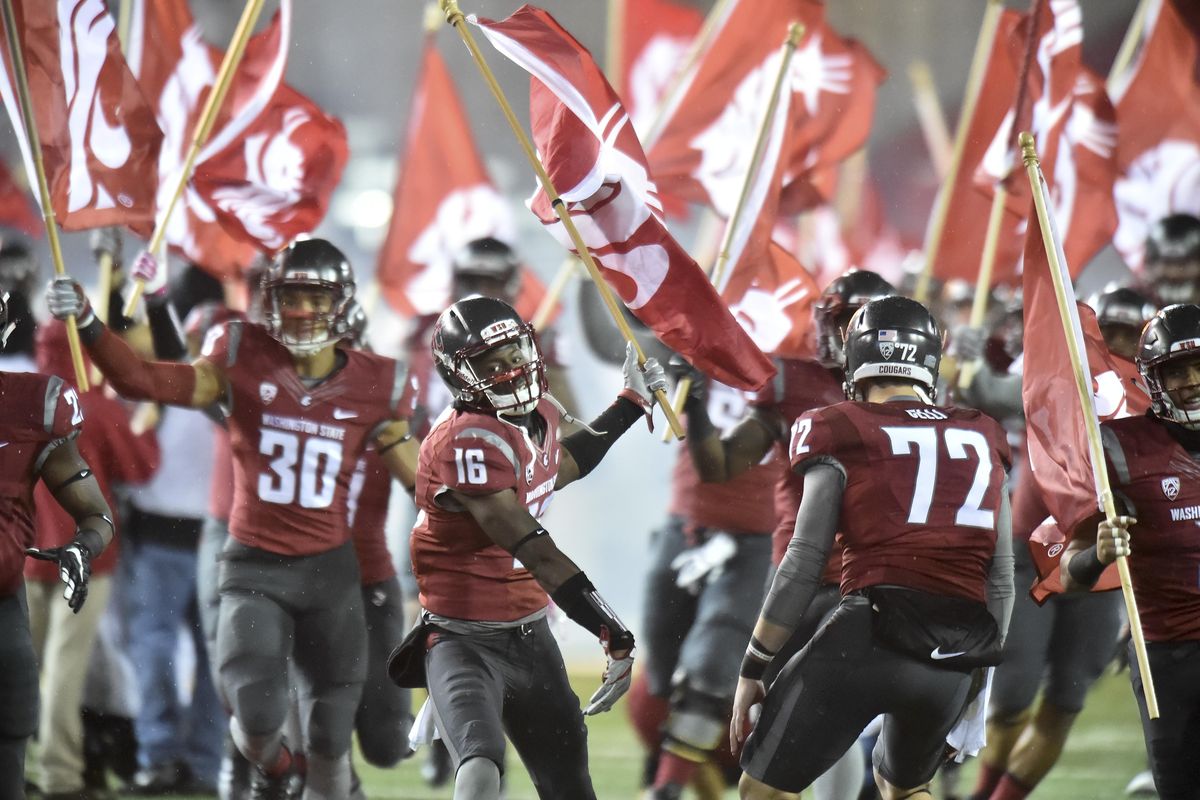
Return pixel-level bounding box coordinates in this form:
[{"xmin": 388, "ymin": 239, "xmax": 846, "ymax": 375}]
[
  {"xmin": 471, "ymin": 5, "xmax": 774, "ymax": 390},
  {"xmin": 1111, "ymin": 0, "xmax": 1200, "ymax": 271},
  {"xmin": 647, "ymin": 0, "xmax": 884, "ymax": 217},
  {"xmin": 0, "ymin": 158, "xmax": 39, "ymax": 238},
  {"xmin": 375, "ymin": 41, "xmax": 517, "ymax": 317},
  {"xmin": 615, "ymin": 0, "xmax": 704, "ymax": 141},
  {"xmin": 726, "ymin": 242, "xmax": 819, "ymax": 358},
  {"xmin": 1021, "ymin": 162, "xmax": 1149, "ymax": 599},
  {"xmin": 0, "ymin": 0, "xmax": 162, "ymax": 231},
  {"xmin": 129, "ymin": 0, "xmax": 346, "ymax": 278}
]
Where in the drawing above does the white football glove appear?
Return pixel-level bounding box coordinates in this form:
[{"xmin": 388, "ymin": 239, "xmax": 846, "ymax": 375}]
[
  {"xmin": 670, "ymin": 532, "xmax": 737, "ymax": 594},
  {"xmin": 583, "ymin": 648, "xmax": 635, "ymax": 716},
  {"xmin": 130, "ymin": 250, "xmax": 168, "ymax": 299},
  {"xmin": 46, "ymin": 276, "xmax": 94, "ymax": 327},
  {"xmin": 622, "ymin": 342, "xmax": 668, "ymax": 406}
]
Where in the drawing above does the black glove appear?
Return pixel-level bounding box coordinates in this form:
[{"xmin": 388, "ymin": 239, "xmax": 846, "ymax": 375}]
[
  {"xmin": 26, "ymin": 534, "xmax": 97, "ymax": 613},
  {"xmin": 667, "ymin": 353, "xmax": 708, "ymax": 405}
]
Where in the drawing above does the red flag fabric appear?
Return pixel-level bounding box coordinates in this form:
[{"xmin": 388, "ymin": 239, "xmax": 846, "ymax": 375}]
[
  {"xmin": 1021, "ymin": 164, "xmax": 1149, "ymax": 599},
  {"xmin": 0, "ymin": 0, "xmax": 162, "ymax": 231},
  {"xmin": 647, "ymin": 0, "xmax": 884, "ymax": 218},
  {"xmin": 1111, "ymin": 0, "xmax": 1200, "ymax": 271},
  {"xmin": 375, "ymin": 41, "xmax": 518, "ymax": 317},
  {"xmin": 932, "ymin": 0, "xmax": 1117, "ymax": 284},
  {"xmin": 128, "ymin": 0, "xmax": 346, "ymax": 278},
  {"xmin": 615, "ymin": 0, "xmax": 704, "ymax": 140},
  {"xmin": 726, "ymin": 242, "xmax": 819, "ymax": 358},
  {"xmin": 0, "ymin": 158, "xmax": 39, "ymax": 238},
  {"xmin": 471, "ymin": 5, "xmax": 774, "ymax": 390}
]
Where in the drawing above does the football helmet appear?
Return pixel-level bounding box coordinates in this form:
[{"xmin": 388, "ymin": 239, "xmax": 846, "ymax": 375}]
[
  {"xmin": 452, "ymin": 237, "xmax": 521, "ymax": 303},
  {"xmin": 1144, "ymin": 214, "xmax": 1200, "ymax": 305},
  {"xmin": 843, "ymin": 296, "xmax": 942, "ymax": 401},
  {"xmin": 1137, "ymin": 304, "xmax": 1200, "ymax": 429},
  {"xmin": 262, "ymin": 239, "xmax": 355, "ymax": 356},
  {"xmin": 432, "ymin": 296, "xmax": 546, "ymax": 416},
  {"xmin": 1090, "ymin": 286, "xmax": 1158, "ymax": 329},
  {"xmin": 814, "ymin": 270, "xmax": 896, "ymax": 368},
  {"xmin": 343, "ymin": 300, "xmax": 369, "ymax": 350}
]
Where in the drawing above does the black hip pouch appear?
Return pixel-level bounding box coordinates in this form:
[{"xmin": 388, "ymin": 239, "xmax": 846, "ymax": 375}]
[{"xmin": 864, "ymin": 586, "xmax": 1003, "ymax": 671}]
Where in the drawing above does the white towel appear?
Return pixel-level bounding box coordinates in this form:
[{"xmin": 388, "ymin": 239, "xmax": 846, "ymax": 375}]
[
  {"xmin": 408, "ymin": 697, "xmax": 442, "ymax": 752},
  {"xmin": 946, "ymin": 667, "xmax": 994, "ymax": 763}
]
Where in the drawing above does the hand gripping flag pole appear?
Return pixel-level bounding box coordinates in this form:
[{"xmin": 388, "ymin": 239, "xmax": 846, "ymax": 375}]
[
  {"xmin": 439, "ymin": 0, "xmax": 686, "ymax": 440},
  {"xmin": 1020, "ymin": 130, "xmax": 1158, "ymax": 718},
  {"xmin": 124, "ymin": 0, "xmax": 266, "ymax": 317},
  {"xmin": 0, "ymin": 0, "xmax": 89, "ymax": 390},
  {"xmin": 665, "ymin": 22, "xmax": 804, "ymax": 440}
]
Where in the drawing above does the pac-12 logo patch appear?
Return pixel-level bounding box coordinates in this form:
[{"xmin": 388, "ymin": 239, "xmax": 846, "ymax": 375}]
[
  {"xmin": 260, "ymin": 382, "xmax": 278, "ymax": 405},
  {"xmin": 1162, "ymin": 476, "xmax": 1181, "ymax": 500},
  {"xmin": 878, "ymin": 329, "xmax": 897, "ymax": 360}
]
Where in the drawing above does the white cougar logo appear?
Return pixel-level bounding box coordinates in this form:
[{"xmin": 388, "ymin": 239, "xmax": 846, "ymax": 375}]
[{"xmin": 729, "ymin": 278, "xmax": 811, "ymax": 353}]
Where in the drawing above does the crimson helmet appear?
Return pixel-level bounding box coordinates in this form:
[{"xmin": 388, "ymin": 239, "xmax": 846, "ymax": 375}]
[
  {"xmin": 813, "ymin": 270, "xmax": 896, "ymax": 368},
  {"xmin": 262, "ymin": 239, "xmax": 355, "ymax": 356},
  {"xmin": 432, "ymin": 296, "xmax": 545, "ymax": 417}
]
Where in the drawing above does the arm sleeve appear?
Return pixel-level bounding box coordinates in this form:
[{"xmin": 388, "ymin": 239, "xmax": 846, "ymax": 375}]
[
  {"xmin": 988, "ymin": 480, "xmax": 1016, "ymax": 641},
  {"xmin": 957, "ymin": 366, "xmax": 1023, "ymax": 420},
  {"xmin": 145, "ymin": 295, "xmax": 187, "ymax": 362},
  {"xmin": 559, "ymin": 394, "xmax": 644, "ymax": 479},
  {"xmin": 760, "ymin": 464, "xmax": 845, "ymax": 629}
]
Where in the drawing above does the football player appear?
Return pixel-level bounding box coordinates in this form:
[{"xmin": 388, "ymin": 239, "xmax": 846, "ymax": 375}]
[
  {"xmin": 1140, "ymin": 214, "xmax": 1200, "ymax": 306},
  {"xmin": 1063, "ymin": 304, "xmax": 1200, "ymax": 800},
  {"xmin": 731, "ymin": 297, "xmax": 1015, "ymax": 800},
  {"xmin": 398, "ymin": 295, "xmax": 663, "ymax": 799},
  {"xmin": 646, "ymin": 270, "xmax": 894, "ymax": 800},
  {"xmin": 0, "ymin": 290, "xmax": 115, "ymax": 794},
  {"xmin": 47, "ymin": 239, "xmax": 421, "ymax": 799}
]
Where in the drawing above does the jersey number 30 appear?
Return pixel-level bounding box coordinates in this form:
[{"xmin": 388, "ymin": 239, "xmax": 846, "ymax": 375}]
[
  {"xmin": 258, "ymin": 430, "xmax": 344, "ymax": 508},
  {"xmin": 883, "ymin": 426, "xmax": 995, "ymax": 529}
]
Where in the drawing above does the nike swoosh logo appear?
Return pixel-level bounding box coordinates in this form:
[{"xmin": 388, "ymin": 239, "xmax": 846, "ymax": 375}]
[
  {"xmin": 332, "ymin": 409, "xmax": 358, "ymax": 420},
  {"xmin": 0, "ymin": 442, "xmax": 8, "ymax": 448},
  {"xmin": 930, "ymin": 647, "xmax": 966, "ymax": 660}
]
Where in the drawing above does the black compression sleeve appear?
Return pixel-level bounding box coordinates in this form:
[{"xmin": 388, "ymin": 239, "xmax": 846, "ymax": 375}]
[
  {"xmin": 1066, "ymin": 545, "xmax": 1107, "ymax": 587},
  {"xmin": 560, "ymin": 395, "xmax": 644, "ymax": 478},
  {"xmin": 551, "ymin": 571, "xmax": 635, "ymax": 651},
  {"xmin": 146, "ymin": 296, "xmax": 187, "ymax": 361}
]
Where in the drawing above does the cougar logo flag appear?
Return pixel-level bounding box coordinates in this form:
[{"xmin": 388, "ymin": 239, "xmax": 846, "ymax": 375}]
[
  {"xmin": 614, "ymin": 0, "xmax": 704, "ymax": 140},
  {"xmin": 375, "ymin": 41, "xmax": 524, "ymax": 318},
  {"xmin": 470, "ymin": 5, "xmax": 774, "ymax": 390},
  {"xmin": 932, "ymin": 0, "xmax": 1118, "ymax": 285},
  {"xmin": 1110, "ymin": 0, "xmax": 1200, "ymax": 271},
  {"xmin": 128, "ymin": 0, "xmax": 347, "ymax": 277},
  {"xmin": 647, "ymin": 0, "xmax": 884, "ymax": 218},
  {"xmin": 1021, "ymin": 166, "xmax": 1148, "ymax": 600},
  {"xmin": 0, "ymin": 0, "xmax": 162, "ymax": 231}
]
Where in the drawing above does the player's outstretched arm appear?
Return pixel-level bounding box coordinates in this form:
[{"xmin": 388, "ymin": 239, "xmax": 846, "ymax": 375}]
[
  {"xmin": 731, "ymin": 463, "xmax": 843, "ymax": 752},
  {"xmin": 556, "ymin": 343, "xmax": 666, "ymax": 488},
  {"xmin": 456, "ymin": 488, "xmax": 635, "ymax": 712},
  {"xmin": 46, "ymin": 276, "xmax": 225, "ymax": 408},
  {"xmin": 26, "ymin": 439, "xmax": 114, "ymax": 613},
  {"xmin": 684, "ymin": 392, "xmax": 779, "ymax": 483}
]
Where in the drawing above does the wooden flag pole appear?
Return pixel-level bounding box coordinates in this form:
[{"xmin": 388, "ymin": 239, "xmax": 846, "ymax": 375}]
[
  {"xmin": 531, "ymin": 257, "xmax": 579, "ymax": 332},
  {"xmin": 665, "ymin": 22, "xmax": 804, "ymax": 439},
  {"xmin": 641, "ymin": 0, "xmax": 734, "ymax": 149},
  {"xmin": 1106, "ymin": 0, "xmax": 1152, "ymax": 95},
  {"xmin": 0, "ymin": 0, "xmax": 89, "ymax": 390},
  {"xmin": 124, "ymin": 0, "xmax": 266, "ymax": 317},
  {"xmin": 605, "ymin": 0, "xmax": 624, "ymax": 84},
  {"xmin": 907, "ymin": 60, "xmax": 952, "ymax": 180},
  {"xmin": 439, "ymin": 0, "xmax": 685, "ymax": 440},
  {"xmin": 914, "ymin": 0, "xmax": 1003, "ymax": 305},
  {"xmin": 1020, "ymin": 131, "xmax": 1158, "ymax": 719}
]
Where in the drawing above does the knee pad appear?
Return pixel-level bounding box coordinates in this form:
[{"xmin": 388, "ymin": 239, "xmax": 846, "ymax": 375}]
[
  {"xmin": 304, "ymin": 684, "xmax": 361, "ymax": 759},
  {"xmin": 663, "ymin": 683, "xmax": 729, "ymax": 754},
  {"xmin": 230, "ymin": 717, "xmax": 283, "ymax": 767},
  {"xmin": 358, "ymin": 712, "xmax": 415, "ymax": 768}
]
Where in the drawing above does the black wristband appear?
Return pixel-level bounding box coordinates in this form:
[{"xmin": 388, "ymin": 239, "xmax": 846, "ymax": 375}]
[
  {"xmin": 78, "ymin": 316, "xmax": 104, "ymax": 346},
  {"xmin": 71, "ymin": 528, "xmax": 105, "ymax": 559},
  {"xmin": 740, "ymin": 635, "xmax": 776, "ymax": 680},
  {"xmin": 1066, "ymin": 545, "xmax": 1107, "ymax": 586},
  {"xmin": 551, "ymin": 571, "xmax": 636, "ymax": 652},
  {"xmin": 560, "ymin": 396, "xmax": 644, "ymax": 478}
]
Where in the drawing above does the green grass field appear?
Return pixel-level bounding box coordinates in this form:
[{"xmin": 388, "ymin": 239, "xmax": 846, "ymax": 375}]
[{"xmin": 85, "ymin": 668, "xmax": 1147, "ymax": 799}]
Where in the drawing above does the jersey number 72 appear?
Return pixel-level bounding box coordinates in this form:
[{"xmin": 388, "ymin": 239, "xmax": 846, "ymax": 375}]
[{"xmin": 883, "ymin": 426, "xmax": 996, "ymax": 530}]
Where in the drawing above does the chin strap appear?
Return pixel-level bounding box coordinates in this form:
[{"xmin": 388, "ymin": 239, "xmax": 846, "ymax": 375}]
[{"xmin": 543, "ymin": 393, "xmax": 601, "ymax": 436}]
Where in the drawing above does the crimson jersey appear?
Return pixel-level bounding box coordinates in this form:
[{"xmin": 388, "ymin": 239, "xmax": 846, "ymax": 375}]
[
  {"xmin": 669, "ymin": 382, "xmax": 781, "ymax": 535},
  {"xmin": 752, "ymin": 358, "xmax": 846, "ymax": 572},
  {"xmin": 1085, "ymin": 415, "xmax": 1200, "ymax": 641},
  {"xmin": 411, "ymin": 397, "xmax": 562, "ymax": 622},
  {"xmin": 348, "ymin": 450, "xmax": 396, "ymax": 585},
  {"xmin": 201, "ymin": 321, "xmax": 417, "ymax": 556},
  {"xmin": 790, "ymin": 400, "xmax": 1011, "ymax": 602},
  {"xmin": 0, "ymin": 372, "xmax": 84, "ymax": 595}
]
